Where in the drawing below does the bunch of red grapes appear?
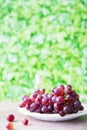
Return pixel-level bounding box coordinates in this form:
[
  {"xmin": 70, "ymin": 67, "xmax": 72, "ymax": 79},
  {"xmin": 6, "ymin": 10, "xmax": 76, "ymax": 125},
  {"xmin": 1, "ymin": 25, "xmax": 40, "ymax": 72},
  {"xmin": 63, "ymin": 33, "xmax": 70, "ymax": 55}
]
[{"xmin": 19, "ymin": 84, "xmax": 84, "ymax": 116}]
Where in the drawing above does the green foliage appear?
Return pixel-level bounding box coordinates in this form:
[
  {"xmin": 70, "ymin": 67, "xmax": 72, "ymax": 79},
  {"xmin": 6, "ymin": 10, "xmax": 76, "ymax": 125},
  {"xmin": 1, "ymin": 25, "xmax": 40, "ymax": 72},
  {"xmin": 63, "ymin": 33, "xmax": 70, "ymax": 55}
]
[{"xmin": 0, "ymin": 0, "xmax": 87, "ymax": 101}]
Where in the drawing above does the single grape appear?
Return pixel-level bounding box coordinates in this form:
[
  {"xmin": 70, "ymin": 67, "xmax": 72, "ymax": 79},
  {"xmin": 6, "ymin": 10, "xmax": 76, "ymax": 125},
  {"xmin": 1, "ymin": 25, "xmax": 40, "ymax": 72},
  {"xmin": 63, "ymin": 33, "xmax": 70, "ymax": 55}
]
[
  {"xmin": 48, "ymin": 93, "xmax": 54, "ymax": 99},
  {"xmin": 72, "ymin": 108, "xmax": 78, "ymax": 113},
  {"xmin": 47, "ymin": 104, "xmax": 53, "ymax": 112},
  {"xmin": 53, "ymin": 87, "xmax": 64, "ymax": 96},
  {"xmin": 56, "ymin": 96, "xmax": 64, "ymax": 104},
  {"xmin": 65, "ymin": 84, "xmax": 72, "ymax": 94},
  {"xmin": 51, "ymin": 87, "xmax": 57, "ymax": 93},
  {"xmin": 41, "ymin": 96, "xmax": 49, "ymax": 106},
  {"xmin": 22, "ymin": 118, "xmax": 29, "ymax": 125},
  {"xmin": 40, "ymin": 88, "xmax": 45, "ymax": 94},
  {"xmin": 51, "ymin": 95, "xmax": 57, "ymax": 103},
  {"xmin": 34, "ymin": 89, "xmax": 41, "ymax": 94},
  {"xmin": 35, "ymin": 95, "xmax": 42, "ymax": 105},
  {"xmin": 24, "ymin": 97, "xmax": 32, "ymax": 105},
  {"xmin": 6, "ymin": 122, "xmax": 14, "ymax": 130},
  {"xmin": 30, "ymin": 103, "xmax": 39, "ymax": 112},
  {"xmin": 30, "ymin": 93, "xmax": 38, "ymax": 102},
  {"xmin": 73, "ymin": 100, "xmax": 81, "ymax": 109},
  {"xmin": 41, "ymin": 106, "xmax": 48, "ymax": 113},
  {"xmin": 59, "ymin": 111, "xmax": 65, "ymax": 116},
  {"xmin": 7, "ymin": 114, "xmax": 15, "ymax": 122},
  {"xmin": 65, "ymin": 94, "xmax": 74, "ymax": 103},
  {"xmin": 35, "ymin": 108, "xmax": 41, "ymax": 113},
  {"xmin": 63, "ymin": 105, "xmax": 72, "ymax": 114},
  {"xmin": 22, "ymin": 95, "xmax": 29, "ymax": 101},
  {"xmin": 79, "ymin": 105, "xmax": 84, "ymax": 111},
  {"xmin": 26, "ymin": 104, "xmax": 31, "ymax": 110},
  {"xmin": 59, "ymin": 85, "xmax": 65, "ymax": 90},
  {"xmin": 54, "ymin": 103, "xmax": 63, "ymax": 112},
  {"xmin": 71, "ymin": 90, "xmax": 79, "ymax": 100},
  {"xmin": 19, "ymin": 101, "xmax": 26, "ymax": 108}
]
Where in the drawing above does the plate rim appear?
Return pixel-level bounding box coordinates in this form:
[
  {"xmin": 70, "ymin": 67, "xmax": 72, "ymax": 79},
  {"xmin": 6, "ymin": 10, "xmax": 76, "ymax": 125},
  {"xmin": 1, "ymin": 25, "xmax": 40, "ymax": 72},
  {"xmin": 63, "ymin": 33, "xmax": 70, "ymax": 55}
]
[{"xmin": 18, "ymin": 104, "xmax": 87, "ymax": 121}]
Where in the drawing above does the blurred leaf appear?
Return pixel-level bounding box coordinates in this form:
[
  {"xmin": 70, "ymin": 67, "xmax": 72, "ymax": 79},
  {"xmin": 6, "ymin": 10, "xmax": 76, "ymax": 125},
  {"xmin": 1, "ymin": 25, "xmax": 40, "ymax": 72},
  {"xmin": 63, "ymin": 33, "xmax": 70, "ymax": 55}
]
[{"xmin": 0, "ymin": 0, "xmax": 87, "ymax": 102}]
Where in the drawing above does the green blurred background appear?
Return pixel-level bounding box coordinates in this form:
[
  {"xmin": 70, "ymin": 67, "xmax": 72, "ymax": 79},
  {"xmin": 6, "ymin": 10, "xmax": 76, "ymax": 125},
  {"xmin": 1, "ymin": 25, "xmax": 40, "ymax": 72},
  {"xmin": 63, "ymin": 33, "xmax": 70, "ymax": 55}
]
[{"xmin": 0, "ymin": 0, "xmax": 87, "ymax": 101}]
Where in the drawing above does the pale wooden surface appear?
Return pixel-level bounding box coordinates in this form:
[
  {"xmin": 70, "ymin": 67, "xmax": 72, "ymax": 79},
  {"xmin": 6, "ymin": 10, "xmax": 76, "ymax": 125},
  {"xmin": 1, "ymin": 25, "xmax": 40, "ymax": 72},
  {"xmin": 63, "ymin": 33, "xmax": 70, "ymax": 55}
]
[{"xmin": 0, "ymin": 101, "xmax": 87, "ymax": 130}]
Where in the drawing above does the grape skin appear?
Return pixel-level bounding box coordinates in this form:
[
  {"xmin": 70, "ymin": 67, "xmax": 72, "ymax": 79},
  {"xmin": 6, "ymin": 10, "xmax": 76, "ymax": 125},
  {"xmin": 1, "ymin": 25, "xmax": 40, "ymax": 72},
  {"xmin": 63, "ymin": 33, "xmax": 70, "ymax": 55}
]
[{"xmin": 19, "ymin": 85, "xmax": 84, "ymax": 116}]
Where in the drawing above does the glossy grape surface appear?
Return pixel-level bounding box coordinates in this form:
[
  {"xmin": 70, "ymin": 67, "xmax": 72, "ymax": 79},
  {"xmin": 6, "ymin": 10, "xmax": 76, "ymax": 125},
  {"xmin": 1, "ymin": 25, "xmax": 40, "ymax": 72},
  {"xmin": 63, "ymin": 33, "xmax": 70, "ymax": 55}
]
[{"xmin": 19, "ymin": 85, "xmax": 84, "ymax": 116}]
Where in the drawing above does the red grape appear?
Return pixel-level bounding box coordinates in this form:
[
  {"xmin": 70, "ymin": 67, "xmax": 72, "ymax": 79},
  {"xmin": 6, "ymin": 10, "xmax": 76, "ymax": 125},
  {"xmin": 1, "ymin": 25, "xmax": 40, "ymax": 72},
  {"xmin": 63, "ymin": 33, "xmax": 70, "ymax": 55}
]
[
  {"xmin": 59, "ymin": 111, "xmax": 65, "ymax": 116},
  {"xmin": 41, "ymin": 96, "xmax": 49, "ymax": 106},
  {"xmin": 40, "ymin": 88, "xmax": 45, "ymax": 94},
  {"xmin": 19, "ymin": 84, "xmax": 84, "ymax": 117},
  {"xmin": 65, "ymin": 84, "xmax": 72, "ymax": 94},
  {"xmin": 35, "ymin": 108, "xmax": 41, "ymax": 113},
  {"xmin": 6, "ymin": 122, "xmax": 14, "ymax": 129},
  {"xmin": 53, "ymin": 87, "xmax": 64, "ymax": 96},
  {"xmin": 51, "ymin": 95, "xmax": 57, "ymax": 103},
  {"xmin": 30, "ymin": 93, "xmax": 38, "ymax": 102},
  {"xmin": 79, "ymin": 105, "xmax": 84, "ymax": 110},
  {"xmin": 54, "ymin": 103, "xmax": 63, "ymax": 112},
  {"xmin": 41, "ymin": 106, "xmax": 48, "ymax": 113},
  {"xmin": 19, "ymin": 101, "xmax": 26, "ymax": 108},
  {"xmin": 30, "ymin": 103, "xmax": 39, "ymax": 112},
  {"xmin": 56, "ymin": 96, "xmax": 64, "ymax": 104},
  {"xmin": 35, "ymin": 95, "xmax": 43, "ymax": 105},
  {"xmin": 7, "ymin": 114, "xmax": 15, "ymax": 122},
  {"xmin": 63, "ymin": 105, "xmax": 72, "ymax": 114},
  {"xmin": 22, "ymin": 118, "xmax": 29, "ymax": 125}
]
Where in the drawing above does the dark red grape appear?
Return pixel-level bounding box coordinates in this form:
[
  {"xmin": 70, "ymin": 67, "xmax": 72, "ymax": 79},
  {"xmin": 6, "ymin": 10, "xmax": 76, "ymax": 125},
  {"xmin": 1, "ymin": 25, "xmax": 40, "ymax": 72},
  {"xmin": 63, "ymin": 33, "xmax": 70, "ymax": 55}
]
[
  {"xmin": 63, "ymin": 105, "xmax": 72, "ymax": 114},
  {"xmin": 51, "ymin": 95, "xmax": 57, "ymax": 103},
  {"xmin": 65, "ymin": 84, "xmax": 72, "ymax": 94},
  {"xmin": 26, "ymin": 104, "xmax": 30, "ymax": 110},
  {"xmin": 59, "ymin": 111, "xmax": 65, "ymax": 116},
  {"xmin": 24, "ymin": 97, "xmax": 32, "ymax": 104},
  {"xmin": 22, "ymin": 118, "xmax": 29, "ymax": 125},
  {"xmin": 40, "ymin": 88, "xmax": 45, "ymax": 94},
  {"xmin": 73, "ymin": 100, "xmax": 81, "ymax": 109},
  {"xmin": 30, "ymin": 93, "xmax": 38, "ymax": 102},
  {"xmin": 19, "ymin": 101, "xmax": 26, "ymax": 108},
  {"xmin": 47, "ymin": 104, "xmax": 53, "ymax": 112},
  {"xmin": 41, "ymin": 96, "xmax": 49, "ymax": 106},
  {"xmin": 56, "ymin": 96, "xmax": 64, "ymax": 104},
  {"xmin": 41, "ymin": 106, "xmax": 48, "ymax": 113},
  {"xmin": 54, "ymin": 103, "xmax": 63, "ymax": 112},
  {"xmin": 35, "ymin": 95, "xmax": 43, "ymax": 105},
  {"xmin": 30, "ymin": 103, "xmax": 39, "ymax": 112},
  {"xmin": 19, "ymin": 84, "xmax": 84, "ymax": 117},
  {"xmin": 53, "ymin": 87, "xmax": 64, "ymax": 96},
  {"xmin": 65, "ymin": 94, "xmax": 74, "ymax": 103},
  {"xmin": 48, "ymin": 93, "xmax": 54, "ymax": 99},
  {"xmin": 35, "ymin": 108, "xmax": 41, "ymax": 113},
  {"xmin": 7, "ymin": 114, "xmax": 15, "ymax": 122},
  {"xmin": 79, "ymin": 105, "xmax": 84, "ymax": 111},
  {"xmin": 34, "ymin": 89, "xmax": 41, "ymax": 94},
  {"xmin": 22, "ymin": 95, "xmax": 29, "ymax": 100},
  {"xmin": 51, "ymin": 87, "xmax": 57, "ymax": 93}
]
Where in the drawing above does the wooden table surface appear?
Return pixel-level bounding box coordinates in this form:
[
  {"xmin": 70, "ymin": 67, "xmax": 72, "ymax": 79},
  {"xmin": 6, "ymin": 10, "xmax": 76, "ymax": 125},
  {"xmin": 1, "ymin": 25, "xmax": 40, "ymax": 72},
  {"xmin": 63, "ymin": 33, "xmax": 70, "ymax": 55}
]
[{"xmin": 0, "ymin": 101, "xmax": 87, "ymax": 130}]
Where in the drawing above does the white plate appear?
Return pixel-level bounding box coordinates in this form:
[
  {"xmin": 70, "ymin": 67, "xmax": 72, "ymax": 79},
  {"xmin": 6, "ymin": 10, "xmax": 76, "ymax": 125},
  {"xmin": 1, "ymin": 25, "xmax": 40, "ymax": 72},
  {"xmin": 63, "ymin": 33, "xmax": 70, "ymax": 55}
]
[{"xmin": 18, "ymin": 104, "xmax": 87, "ymax": 121}]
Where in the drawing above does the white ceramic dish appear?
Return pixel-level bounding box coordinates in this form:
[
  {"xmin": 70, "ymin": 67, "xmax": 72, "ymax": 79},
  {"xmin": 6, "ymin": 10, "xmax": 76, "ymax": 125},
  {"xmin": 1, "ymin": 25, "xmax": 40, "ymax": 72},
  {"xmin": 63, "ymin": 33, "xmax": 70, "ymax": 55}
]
[{"xmin": 18, "ymin": 104, "xmax": 87, "ymax": 121}]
